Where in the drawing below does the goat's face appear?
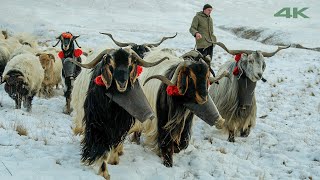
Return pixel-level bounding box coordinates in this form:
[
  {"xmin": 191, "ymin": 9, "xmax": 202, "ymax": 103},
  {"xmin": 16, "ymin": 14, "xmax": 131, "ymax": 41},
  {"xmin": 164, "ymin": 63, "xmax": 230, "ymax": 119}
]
[
  {"xmin": 239, "ymin": 51, "xmax": 266, "ymax": 82},
  {"xmin": 60, "ymin": 33, "xmax": 73, "ymax": 51},
  {"xmin": 36, "ymin": 53, "xmax": 55, "ymax": 70},
  {"xmin": 177, "ymin": 61, "xmax": 210, "ymax": 104},
  {"xmin": 101, "ymin": 49, "xmax": 140, "ymax": 92}
]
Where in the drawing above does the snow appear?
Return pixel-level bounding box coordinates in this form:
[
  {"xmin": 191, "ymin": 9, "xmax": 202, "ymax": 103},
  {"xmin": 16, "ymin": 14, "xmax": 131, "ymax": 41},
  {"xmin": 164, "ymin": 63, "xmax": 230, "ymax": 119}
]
[{"xmin": 0, "ymin": 0, "xmax": 319, "ymax": 179}]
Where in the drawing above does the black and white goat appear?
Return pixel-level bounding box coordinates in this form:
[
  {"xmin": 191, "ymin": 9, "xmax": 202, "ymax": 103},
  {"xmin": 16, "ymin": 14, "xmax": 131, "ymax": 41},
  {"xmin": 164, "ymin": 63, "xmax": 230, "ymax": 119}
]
[
  {"xmin": 209, "ymin": 42, "xmax": 290, "ymax": 142},
  {"xmin": 53, "ymin": 32, "xmax": 84, "ymax": 114},
  {"xmin": 135, "ymin": 49, "xmax": 227, "ymax": 167},
  {"xmin": 70, "ymin": 45, "xmax": 168, "ymax": 179}
]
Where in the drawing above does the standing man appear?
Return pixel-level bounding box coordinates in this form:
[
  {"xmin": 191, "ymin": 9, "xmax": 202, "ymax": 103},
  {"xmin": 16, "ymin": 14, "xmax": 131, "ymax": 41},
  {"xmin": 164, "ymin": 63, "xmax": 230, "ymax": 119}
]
[{"xmin": 189, "ymin": 4, "xmax": 216, "ymax": 60}]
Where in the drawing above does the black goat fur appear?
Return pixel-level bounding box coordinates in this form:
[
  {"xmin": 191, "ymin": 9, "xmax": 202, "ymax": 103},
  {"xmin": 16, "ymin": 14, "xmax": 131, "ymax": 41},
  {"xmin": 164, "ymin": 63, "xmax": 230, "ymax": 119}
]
[{"xmin": 81, "ymin": 53, "xmax": 135, "ymax": 165}]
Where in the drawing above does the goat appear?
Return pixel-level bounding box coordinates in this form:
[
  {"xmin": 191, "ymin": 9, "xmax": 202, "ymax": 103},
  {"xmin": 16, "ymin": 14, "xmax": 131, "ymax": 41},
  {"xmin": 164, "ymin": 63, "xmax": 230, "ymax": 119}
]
[
  {"xmin": 2, "ymin": 53, "xmax": 44, "ymax": 111},
  {"xmin": 69, "ymin": 43, "xmax": 168, "ymax": 179},
  {"xmin": 53, "ymin": 31, "xmax": 84, "ymax": 114},
  {"xmin": 136, "ymin": 49, "xmax": 227, "ymax": 167},
  {"xmin": 209, "ymin": 42, "xmax": 290, "ymax": 142},
  {"xmin": 36, "ymin": 52, "xmax": 62, "ymax": 98}
]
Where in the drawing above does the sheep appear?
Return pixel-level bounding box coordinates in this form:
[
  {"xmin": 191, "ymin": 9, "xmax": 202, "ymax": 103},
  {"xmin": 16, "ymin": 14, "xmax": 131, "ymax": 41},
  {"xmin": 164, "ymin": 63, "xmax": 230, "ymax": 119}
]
[
  {"xmin": 2, "ymin": 53, "xmax": 44, "ymax": 112},
  {"xmin": 15, "ymin": 32, "xmax": 39, "ymax": 48},
  {"xmin": 134, "ymin": 48, "xmax": 227, "ymax": 167},
  {"xmin": 36, "ymin": 51, "xmax": 62, "ymax": 98},
  {"xmin": 9, "ymin": 45, "xmax": 38, "ymax": 59},
  {"xmin": 70, "ymin": 45, "xmax": 168, "ymax": 179},
  {"xmin": 208, "ymin": 42, "xmax": 290, "ymax": 142}
]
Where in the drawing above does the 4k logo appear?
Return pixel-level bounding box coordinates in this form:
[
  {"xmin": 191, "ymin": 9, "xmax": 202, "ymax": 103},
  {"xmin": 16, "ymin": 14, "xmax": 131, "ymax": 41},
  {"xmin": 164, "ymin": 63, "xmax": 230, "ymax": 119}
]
[{"xmin": 274, "ymin": 7, "xmax": 309, "ymax": 18}]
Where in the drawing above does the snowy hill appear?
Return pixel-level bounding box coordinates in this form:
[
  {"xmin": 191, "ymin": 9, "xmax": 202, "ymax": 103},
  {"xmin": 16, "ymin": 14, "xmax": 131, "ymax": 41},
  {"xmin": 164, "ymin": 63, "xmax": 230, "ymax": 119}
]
[{"xmin": 0, "ymin": 0, "xmax": 319, "ymax": 180}]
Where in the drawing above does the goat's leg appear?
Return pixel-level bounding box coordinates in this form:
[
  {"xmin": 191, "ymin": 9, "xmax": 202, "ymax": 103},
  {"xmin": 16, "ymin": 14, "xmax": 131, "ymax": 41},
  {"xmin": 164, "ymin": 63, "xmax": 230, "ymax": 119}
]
[
  {"xmin": 93, "ymin": 155, "xmax": 110, "ymax": 180},
  {"xmin": 63, "ymin": 77, "xmax": 73, "ymax": 114},
  {"xmin": 228, "ymin": 130, "xmax": 236, "ymax": 142},
  {"xmin": 161, "ymin": 141, "xmax": 174, "ymax": 167},
  {"xmin": 107, "ymin": 144, "xmax": 122, "ymax": 165}
]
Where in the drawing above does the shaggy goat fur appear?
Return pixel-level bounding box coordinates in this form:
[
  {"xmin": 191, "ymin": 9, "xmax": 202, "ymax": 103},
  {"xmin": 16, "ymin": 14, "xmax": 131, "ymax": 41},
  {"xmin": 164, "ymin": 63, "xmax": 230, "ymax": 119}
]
[{"xmin": 209, "ymin": 60, "xmax": 257, "ymax": 141}]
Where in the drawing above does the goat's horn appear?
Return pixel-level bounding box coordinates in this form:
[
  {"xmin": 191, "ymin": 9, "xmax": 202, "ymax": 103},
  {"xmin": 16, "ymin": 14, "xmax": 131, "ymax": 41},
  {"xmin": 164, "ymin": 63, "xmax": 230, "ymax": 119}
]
[
  {"xmin": 209, "ymin": 70, "xmax": 230, "ymax": 83},
  {"xmin": 52, "ymin": 39, "xmax": 60, "ymax": 47},
  {"xmin": 261, "ymin": 45, "xmax": 291, "ymax": 57},
  {"xmin": 171, "ymin": 61, "xmax": 189, "ymax": 84},
  {"xmin": 143, "ymin": 32, "xmax": 178, "ymax": 47},
  {"xmin": 69, "ymin": 49, "xmax": 112, "ymax": 69},
  {"xmin": 130, "ymin": 50, "xmax": 168, "ymax": 67},
  {"xmin": 1, "ymin": 75, "xmax": 9, "ymax": 84},
  {"xmin": 100, "ymin": 32, "xmax": 136, "ymax": 47},
  {"xmin": 74, "ymin": 40, "xmax": 81, "ymax": 48},
  {"xmin": 143, "ymin": 75, "xmax": 175, "ymax": 86},
  {"xmin": 205, "ymin": 39, "xmax": 254, "ymax": 55}
]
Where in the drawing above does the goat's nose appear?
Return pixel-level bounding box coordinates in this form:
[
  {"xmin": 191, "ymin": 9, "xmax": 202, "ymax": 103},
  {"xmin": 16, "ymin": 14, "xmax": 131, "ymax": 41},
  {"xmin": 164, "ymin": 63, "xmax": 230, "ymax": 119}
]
[{"xmin": 257, "ymin": 73, "xmax": 262, "ymax": 78}]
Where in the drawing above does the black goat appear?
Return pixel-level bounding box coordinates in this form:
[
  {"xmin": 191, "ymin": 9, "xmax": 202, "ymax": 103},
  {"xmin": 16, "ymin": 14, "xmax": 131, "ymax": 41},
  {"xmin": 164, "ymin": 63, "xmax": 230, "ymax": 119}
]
[
  {"xmin": 70, "ymin": 47, "xmax": 168, "ymax": 179},
  {"xmin": 53, "ymin": 31, "xmax": 83, "ymax": 114},
  {"xmin": 137, "ymin": 49, "xmax": 227, "ymax": 167}
]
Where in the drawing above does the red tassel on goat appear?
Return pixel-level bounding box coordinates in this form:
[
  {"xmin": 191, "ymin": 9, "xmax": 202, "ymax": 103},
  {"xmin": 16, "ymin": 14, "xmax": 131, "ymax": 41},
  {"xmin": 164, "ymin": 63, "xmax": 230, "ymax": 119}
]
[
  {"xmin": 233, "ymin": 66, "xmax": 239, "ymax": 75},
  {"xmin": 94, "ymin": 75, "xmax": 105, "ymax": 86},
  {"xmin": 58, "ymin": 51, "xmax": 64, "ymax": 59},
  {"xmin": 166, "ymin": 85, "xmax": 181, "ymax": 96},
  {"xmin": 137, "ymin": 65, "xmax": 143, "ymax": 77},
  {"xmin": 74, "ymin": 49, "xmax": 83, "ymax": 58},
  {"xmin": 234, "ymin": 53, "xmax": 242, "ymax": 62}
]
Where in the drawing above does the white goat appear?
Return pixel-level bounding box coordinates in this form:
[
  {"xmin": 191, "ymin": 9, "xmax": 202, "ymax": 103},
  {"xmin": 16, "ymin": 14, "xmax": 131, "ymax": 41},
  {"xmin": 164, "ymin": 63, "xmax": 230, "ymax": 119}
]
[{"xmin": 209, "ymin": 42, "xmax": 290, "ymax": 142}]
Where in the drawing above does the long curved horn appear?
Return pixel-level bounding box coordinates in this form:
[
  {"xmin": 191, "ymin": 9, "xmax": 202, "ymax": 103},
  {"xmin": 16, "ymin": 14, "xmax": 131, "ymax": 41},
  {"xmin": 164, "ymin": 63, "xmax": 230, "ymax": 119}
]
[
  {"xmin": 205, "ymin": 39, "xmax": 254, "ymax": 55},
  {"xmin": 69, "ymin": 49, "xmax": 113, "ymax": 69},
  {"xmin": 143, "ymin": 75, "xmax": 175, "ymax": 86},
  {"xmin": 144, "ymin": 32, "xmax": 178, "ymax": 47},
  {"xmin": 209, "ymin": 70, "xmax": 230, "ymax": 83},
  {"xmin": 130, "ymin": 50, "xmax": 168, "ymax": 67},
  {"xmin": 100, "ymin": 32, "xmax": 136, "ymax": 47},
  {"xmin": 52, "ymin": 39, "xmax": 60, "ymax": 47},
  {"xmin": 170, "ymin": 61, "xmax": 189, "ymax": 84},
  {"xmin": 261, "ymin": 45, "xmax": 291, "ymax": 57},
  {"xmin": 74, "ymin": 40, "xmax": 81, "ymax": 48}
]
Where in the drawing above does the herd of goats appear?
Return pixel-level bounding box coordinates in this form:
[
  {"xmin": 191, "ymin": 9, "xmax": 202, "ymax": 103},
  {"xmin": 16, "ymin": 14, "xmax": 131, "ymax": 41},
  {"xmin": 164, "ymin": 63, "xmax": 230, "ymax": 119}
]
[{"xmin": 0, "ymin": 30, "xmax": 290, "ymax": 179}]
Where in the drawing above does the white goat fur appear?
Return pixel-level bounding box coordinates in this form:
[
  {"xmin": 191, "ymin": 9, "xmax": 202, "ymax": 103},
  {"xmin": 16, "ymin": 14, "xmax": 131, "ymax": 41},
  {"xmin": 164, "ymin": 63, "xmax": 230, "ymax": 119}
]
[
  {"xmin": 209, "ymin": 60, "xmax": 257, "ymax": 135},
  {"xmin": 133, "ymin": 49, "xmax": 184, "ymax": 153},
  {"xmin": 3, "ymin": 53, "xmax": 44, "ymax": 95}
]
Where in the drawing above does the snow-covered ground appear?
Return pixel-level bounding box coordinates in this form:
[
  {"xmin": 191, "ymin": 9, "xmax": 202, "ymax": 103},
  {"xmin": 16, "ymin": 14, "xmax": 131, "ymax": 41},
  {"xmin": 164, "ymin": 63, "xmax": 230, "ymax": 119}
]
[{"xmin": 0, "ymin": 0, "xmax": 319, "ymax": 179}]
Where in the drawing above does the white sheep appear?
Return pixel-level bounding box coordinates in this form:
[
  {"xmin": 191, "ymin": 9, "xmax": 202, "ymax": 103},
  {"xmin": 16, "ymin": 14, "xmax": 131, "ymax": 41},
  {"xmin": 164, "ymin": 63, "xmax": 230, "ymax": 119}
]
[{"xmin": 2, "ymin": 53, "xmax": 44, "ymax": 111}]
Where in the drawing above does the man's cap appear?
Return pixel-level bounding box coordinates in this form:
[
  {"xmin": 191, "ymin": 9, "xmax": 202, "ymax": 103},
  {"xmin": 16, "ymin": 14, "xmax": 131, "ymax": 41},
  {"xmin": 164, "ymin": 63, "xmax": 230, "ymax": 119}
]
[{"xmin": 203, "ymin": 4, "xmax": 212, "ymax": 10}]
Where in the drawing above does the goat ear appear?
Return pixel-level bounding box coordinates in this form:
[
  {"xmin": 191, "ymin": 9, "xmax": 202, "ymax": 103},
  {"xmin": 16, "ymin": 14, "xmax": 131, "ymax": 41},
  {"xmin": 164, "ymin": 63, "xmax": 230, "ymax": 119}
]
[
  {"xmin": 177, "ymin": 70, "xmax": 188, "ymax": 95},
  {"xmin": 129, "ymin": 64, "xmax": 138, "ymax": 85},
  {"xmin": 101, "ymin": 65, "xmax": 113, "ymax": 89},
  {"xmin": 48, "ymin": 53, "xmax": 55, "ymax": 62}
]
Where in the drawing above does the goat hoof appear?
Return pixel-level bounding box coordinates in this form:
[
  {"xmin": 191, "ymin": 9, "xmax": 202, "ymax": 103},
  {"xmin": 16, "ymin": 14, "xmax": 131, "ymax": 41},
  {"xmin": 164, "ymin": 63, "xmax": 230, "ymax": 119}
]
[
  {"xmin": 215, "ymin": 116, "xmax": 225, "ymax": 129},
  {"xmin": 228, "ymin": 138, "xmax": 235, "ymax": 142}
]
